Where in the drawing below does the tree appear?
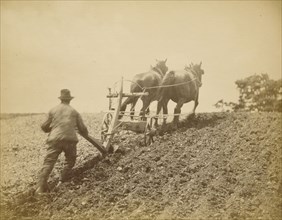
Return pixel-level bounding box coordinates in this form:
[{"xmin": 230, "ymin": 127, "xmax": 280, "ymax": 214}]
[
  {"xmin": 215, "ymin": 73, "xmax": 282, "ymax": 112},
  {"xmin": 235, "ymin": 74, "xmax": 281, "ymax": 112}
]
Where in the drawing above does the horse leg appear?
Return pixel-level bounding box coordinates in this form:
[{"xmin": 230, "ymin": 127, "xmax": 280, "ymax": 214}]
[
  {"xmin": 162, "ymin": 98, "xmax": 169, "ymax": 125},
  {"xmin": 146, "ymin": 108, "xmax": 150, "ymax": 115},
  {"xmin": 192, "ymin": 99, "xmax": 199, "ymax": 115},
  {"xmin": 130, "ymin": 97, "xmax": 139, "ymax": 120},
  {"xmin": 154, "ymin": 100, "xmax": 163, "ymax": 127},
  {"xmin": 140, "ymin": 98, "xmax": 151, "ymax": 121},
  {"xmin": 173, "ymin": 98, "xmax": 186, "ymax": 124},
  {"xmin": 191, "ymin": 94, "xmax": 199, "ymax": 115}
]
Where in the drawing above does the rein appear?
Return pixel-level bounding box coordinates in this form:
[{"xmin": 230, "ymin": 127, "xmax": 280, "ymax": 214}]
[{"xmin": 143, "ymin": 78, "xmax": 198, "ymax": 90}]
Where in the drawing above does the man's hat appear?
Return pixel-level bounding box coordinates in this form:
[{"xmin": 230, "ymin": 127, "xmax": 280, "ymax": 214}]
[{"xmin": 58, "ymin": 89, "xmax": 74, "ymax": 100}]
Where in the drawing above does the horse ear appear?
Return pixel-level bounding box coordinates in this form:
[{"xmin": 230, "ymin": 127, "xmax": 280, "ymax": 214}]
[
  {"xmin": 164, "ymin": 58, "xmax": 167, "ymax": 63},
  {"xmin": 200, "ymin": 61, "xmax": 202, "ymax": 66}
]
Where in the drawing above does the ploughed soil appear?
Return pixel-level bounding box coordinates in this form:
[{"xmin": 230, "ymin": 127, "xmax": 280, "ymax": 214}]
[{"xmin": 0, "ymin": 112, "xmax": 281, "ymax": 220}]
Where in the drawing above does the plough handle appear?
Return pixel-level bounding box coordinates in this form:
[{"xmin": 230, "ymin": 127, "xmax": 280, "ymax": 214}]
[{"xmin": 81, "ymin": 134, "xmax": 107, "ymax": 156}]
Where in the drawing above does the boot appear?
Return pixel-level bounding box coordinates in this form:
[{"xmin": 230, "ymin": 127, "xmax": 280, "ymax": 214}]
[
  {"xmin": 60, "ymin": 167, "xmax": 73, "ymax": 183},
  {"xmin": 34, "ymin": 180, "xmax": 49, "ymax": 196}
]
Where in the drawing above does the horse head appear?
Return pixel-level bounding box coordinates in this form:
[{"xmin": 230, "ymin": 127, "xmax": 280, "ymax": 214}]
[
  {"xmin": 185, "ymin": 61, "xmax": 204, "ymax": 87},
  {"xmin": 153, "ymin": 58, "xmax": 168, "ymax": 76}
]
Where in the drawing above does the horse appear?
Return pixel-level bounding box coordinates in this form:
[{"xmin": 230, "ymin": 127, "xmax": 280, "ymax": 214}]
[
  {"xmin": 155, "ymin": 62, "xmax": 204, "ymax": 125},
  {"xmin": 119, "ymin": 59, "xmax": 168, "ymax": 120}
]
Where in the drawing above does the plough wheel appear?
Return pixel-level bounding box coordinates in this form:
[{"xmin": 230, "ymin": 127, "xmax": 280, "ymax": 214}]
[
  {"xmin": 144, "ymin": 118, "xmax": 155, "ymax": 145},
  {"xmin": 101, "ymin": 112, "xmax": 113, "ymax": 142}
]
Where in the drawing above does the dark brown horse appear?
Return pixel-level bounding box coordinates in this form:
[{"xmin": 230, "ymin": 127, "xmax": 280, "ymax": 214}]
[
  {"xmin": 156, "ymin": 62, "xmax": 204, "ymax": 124},
  {"xmin": 119, "ymin": 59, "xmax": 168, "ymax": 120}
]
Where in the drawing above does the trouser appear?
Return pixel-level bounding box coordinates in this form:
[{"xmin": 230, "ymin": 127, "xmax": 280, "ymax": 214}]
[{"xmin": 37, "ymin": 140, "xmax": 77, "ymax": 189}]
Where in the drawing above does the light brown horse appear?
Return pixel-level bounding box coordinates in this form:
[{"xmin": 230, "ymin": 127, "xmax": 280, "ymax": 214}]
[
  {"xmin": 119, "ymin": 59, "xmax": 168, "ymax": 120},
  {"xmin": 156, "ymin": 62, "xmax": 204, "ymax": 124}
]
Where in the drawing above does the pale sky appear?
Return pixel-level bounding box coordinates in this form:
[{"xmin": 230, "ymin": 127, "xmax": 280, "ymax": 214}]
[{"xmin": 1, "ymin": 1, "xmax": 281, "ymax": 113}]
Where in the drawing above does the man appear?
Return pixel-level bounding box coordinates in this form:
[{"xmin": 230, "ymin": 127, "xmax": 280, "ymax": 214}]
[{"xmin": 35, "ymin": 89, "xmax": 88, "ymax": 195}]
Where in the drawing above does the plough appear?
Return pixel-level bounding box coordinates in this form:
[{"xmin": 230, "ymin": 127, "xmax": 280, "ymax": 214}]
[{"xmin": 83, "ymin": 78, "xmax": 156, "ymax": 155}]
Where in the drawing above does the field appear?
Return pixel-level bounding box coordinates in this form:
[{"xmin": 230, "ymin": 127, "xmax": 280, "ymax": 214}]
[{"xmin": 0, "ymin": 112, "xmax": 281, "ymax": 220}]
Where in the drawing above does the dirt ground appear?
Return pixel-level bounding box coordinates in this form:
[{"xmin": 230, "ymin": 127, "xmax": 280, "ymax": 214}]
[{"xmin": 0, "ymin": 112, "xmax": 281, "ymax": 220}]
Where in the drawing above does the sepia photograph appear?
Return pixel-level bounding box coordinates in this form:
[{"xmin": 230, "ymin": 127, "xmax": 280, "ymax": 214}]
[{"xmin": 1, "ymin": 1, "xmax": 281, "ymax": 219}]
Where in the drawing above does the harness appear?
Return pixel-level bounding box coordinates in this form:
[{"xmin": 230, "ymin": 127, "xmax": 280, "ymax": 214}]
[
  {"xmin": 152, "ymin": 66, "xmax": 165, "ymax": 77},
  {"xmin": 184, "ymin": 68, "xmax": 202, "ymax": 87},
  {"xmin": 116, "ymin": 68, "xmax": 201, "ymax": 92},
  {"xmin": 143, "ymin": 69, "xmax": 202, "ymax": 90}
]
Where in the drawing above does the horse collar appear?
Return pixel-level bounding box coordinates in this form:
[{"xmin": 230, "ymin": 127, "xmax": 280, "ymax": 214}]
[{"xmin": 186, "ymin": 68, "xmax": 202, "ymax": 87}]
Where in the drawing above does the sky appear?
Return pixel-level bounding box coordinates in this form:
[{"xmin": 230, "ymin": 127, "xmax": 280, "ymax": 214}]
[{"xmin": 1, "ymin": 1, "xmax": 281, "ymax": 114}]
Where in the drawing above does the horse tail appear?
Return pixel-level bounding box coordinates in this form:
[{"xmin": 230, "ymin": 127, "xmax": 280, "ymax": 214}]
[
  {"xmin": 130, "ymin": 80, "xmax": 143, "ymax": 93},
  {"xmin": 157, "ymin": 71, "xmax": 175, "ymax": 101},
  {"xmin": 119, "ymin": 96, "xmax": 139, "ymax": 119},
  {"xmin": 119, "ymin": 80, "xmax": 142, "ymax": 119},
  {"xmin": 120, "ymin": 97, "xmax": 130, "ymax": 113}
]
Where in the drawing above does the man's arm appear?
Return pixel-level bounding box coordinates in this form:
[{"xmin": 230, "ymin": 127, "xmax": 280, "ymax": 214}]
[
  {"xmin": 41, "ymin": 112, "xmax": 52, "ymax": 133},
  {"xmin": 76, "ymin": 113, "xmax": 88, "ymax": 136}
]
